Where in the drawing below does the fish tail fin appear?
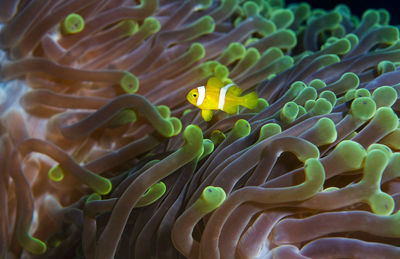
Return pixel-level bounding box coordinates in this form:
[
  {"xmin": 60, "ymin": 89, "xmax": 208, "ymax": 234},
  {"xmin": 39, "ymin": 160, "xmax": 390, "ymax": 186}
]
[{"xmin": 242, "ymin": 91, "xmax": 258, "ymax": 109}]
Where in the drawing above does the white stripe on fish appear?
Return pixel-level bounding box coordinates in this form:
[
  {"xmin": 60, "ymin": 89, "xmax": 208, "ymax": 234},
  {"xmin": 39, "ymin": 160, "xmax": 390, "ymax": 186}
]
[
  {"xmin": 218, "ymin": 83, "xmax": 234, "ymax": 110},
  {"xmin": 197, "ymin": 86, "xmax": 206, "ymax": 106}
]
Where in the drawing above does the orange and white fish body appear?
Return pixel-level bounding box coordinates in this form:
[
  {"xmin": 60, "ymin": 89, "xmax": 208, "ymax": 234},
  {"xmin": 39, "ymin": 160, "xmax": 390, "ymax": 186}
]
[{"xmin": 186, "ymin": 77, "xmax": 258, "ymax": 121}]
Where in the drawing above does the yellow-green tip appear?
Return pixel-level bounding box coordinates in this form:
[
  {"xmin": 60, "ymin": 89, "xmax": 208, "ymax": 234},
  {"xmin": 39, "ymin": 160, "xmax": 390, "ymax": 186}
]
[
  {"xmin": 90, "ymin": 176, "xmax": 112, "ymax": 195},
  {"xmin": 196, "ymin": 186, "xmax": 226, "ymax": 214},
  {"xmin": 136, "ymin": 182, "xmax": 166, "ymax": 208},
  {"xmin": 62, "ymin": 13, "xmax": 85, "ymax": 34},
  {"xmin": 169, "ymin": 117, "xmax": 183, "ymax": 136},
  {"xmin": 210, "ymin": 130, "xmax": 226, "ymax": 146},
  {"xmin": 18, "ymin": 232, "xmax": 47, "ymax": 255},
  {"xmin": 86, "ymin": 193, "xmax": 102, "ymax": 204},
  {"xmin": 157, "ymin": 105, "xmax": 171, "ymax": 119},
  {"xmin": 230, "ymin": 119, "xmax": 251, "ymax": 138},
  {"xmin": 120, "ymin": 72, "xmax": 139, "ymax": 93},
  {"xmin": 48, "ymin": 165, "xmax": 64, "ymax": 182},
  {"xmin": 200, "ymin": 139, "xmax": 214, "ymax": 160}
]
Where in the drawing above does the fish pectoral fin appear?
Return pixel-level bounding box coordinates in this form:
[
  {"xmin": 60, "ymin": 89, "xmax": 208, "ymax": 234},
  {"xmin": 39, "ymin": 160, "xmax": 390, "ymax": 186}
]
[
  {"xmin": 206, "ymin": 77, "xmax": 224, "ymax": 88},
  {"xmin": 201, "ymin": 109, "xmax": 213, "ymax": 121},
  {"xmin": 224, "ymin": 104, "xmax": 239, "ymax": 114}
]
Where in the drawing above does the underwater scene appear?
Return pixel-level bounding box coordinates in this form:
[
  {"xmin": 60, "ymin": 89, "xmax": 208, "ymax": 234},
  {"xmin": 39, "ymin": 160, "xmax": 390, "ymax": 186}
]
[{"xmin": 1, "ymin": 0, "xmax": 400, "ymax": 258}]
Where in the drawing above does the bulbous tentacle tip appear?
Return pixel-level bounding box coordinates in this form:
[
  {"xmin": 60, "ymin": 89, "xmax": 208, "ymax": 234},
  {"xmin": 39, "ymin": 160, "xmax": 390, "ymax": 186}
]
[
  {"xmin": 333, "ymin": 140, "xmax": 367, "ymax": 170},
  {"xmin": 120, "ymin": 72, "xmax": 139, "ymax": 93},
  {"xmin": 86, "ymin": 193, "xmax": 102, "ymax": 204},
  {"xmin": 372, "ymin": 86, "xmax": 398, "ymax": 108},
  {"xmin": 90, "ymin": 177, "xmax": 112, "ymax": 196},
  {"xmin": 170, "ymin": 117, "xmax": 183, "ymax": 136},
  {"xmin": 350, "ymin": 97, "xmax": 376, "ymax": 121},
  {"xmin": 258, "ymin": 123, "xmax": 281, "ymax": 142},
  {"xmin": 198, "ymin": 186, "xmax": 226, "ymax": 213},
  {"xmin": 142, "ymin": 17, "xmax": 161, "ymax": 34},
  {"xmin": 48, "ymin": 164, "xmax": 64, "ymax": 182},
  {"xmin": 368, "ymin": 191, "xmax": 394, "ymax": 216},
  {"xmin": 136, "ymin": 181, "xmax": 166, "ymax": 208},
  {"xmin": 19, "ymin": 234, "xmax": 47, "ymax": 255},
  {"xmin": 199, "ymin": 139, "xmax": 214, "ymax": 160},
  {"xmin": 230, "ymin": 119, "xmax": 251, "ymax": 138},
  {"xmin": 62, "ymin": 13, "xmax": 85, "ymax": 34},
  {"xmin": 157, "ymin": 105, "xmax": 171, "ymax": 119}
]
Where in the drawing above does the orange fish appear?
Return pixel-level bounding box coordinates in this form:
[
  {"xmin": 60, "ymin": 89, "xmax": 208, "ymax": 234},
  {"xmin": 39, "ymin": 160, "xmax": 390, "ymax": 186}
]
[{"xmin": 186, "ymin": 77, "xmax": 258, "ymax": 121}]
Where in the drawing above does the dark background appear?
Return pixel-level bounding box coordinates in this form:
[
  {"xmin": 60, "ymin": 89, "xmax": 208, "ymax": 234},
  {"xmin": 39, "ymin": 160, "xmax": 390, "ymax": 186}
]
[{"xmin": 285, "ymin": 0, "xmax": 400, "ymax": 25}]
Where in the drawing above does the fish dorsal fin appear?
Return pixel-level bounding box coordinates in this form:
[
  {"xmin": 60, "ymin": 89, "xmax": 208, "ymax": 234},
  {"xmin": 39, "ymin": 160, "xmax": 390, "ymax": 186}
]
[{"xmin": 206, "ymin": 77, "xmax": 224, "ymax": 88}]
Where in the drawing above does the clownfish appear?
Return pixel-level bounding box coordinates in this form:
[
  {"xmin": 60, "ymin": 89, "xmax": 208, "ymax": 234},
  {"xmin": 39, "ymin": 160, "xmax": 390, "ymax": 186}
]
[{"xmin": 186, "ymin": 77, "xmax": 258, "ymax": 121}]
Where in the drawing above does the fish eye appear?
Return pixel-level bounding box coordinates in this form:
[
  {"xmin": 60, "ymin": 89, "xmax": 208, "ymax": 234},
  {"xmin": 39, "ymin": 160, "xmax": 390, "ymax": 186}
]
[{"xmin": 193, "ymin": 93, "xmax": 197, "ymax": 97}]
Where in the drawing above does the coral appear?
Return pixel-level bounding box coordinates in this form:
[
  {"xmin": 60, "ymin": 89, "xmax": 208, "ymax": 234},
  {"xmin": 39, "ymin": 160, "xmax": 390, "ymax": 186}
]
[{"xmin": 0, "ymin": 0, "xmax": 400, "ymax": 258}]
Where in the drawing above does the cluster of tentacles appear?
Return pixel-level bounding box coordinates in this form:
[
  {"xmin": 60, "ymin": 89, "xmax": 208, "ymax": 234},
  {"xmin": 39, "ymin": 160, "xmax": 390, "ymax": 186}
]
[{"xmin": 1, "ymin": 0, "xmax": 400, "ymax": 258}]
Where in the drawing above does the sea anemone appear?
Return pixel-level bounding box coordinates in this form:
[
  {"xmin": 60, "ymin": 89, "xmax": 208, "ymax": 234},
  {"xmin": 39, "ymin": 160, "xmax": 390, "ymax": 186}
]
[{"xmin": 1, "ymin": 0, "xmax": 400, "ymax": 258}]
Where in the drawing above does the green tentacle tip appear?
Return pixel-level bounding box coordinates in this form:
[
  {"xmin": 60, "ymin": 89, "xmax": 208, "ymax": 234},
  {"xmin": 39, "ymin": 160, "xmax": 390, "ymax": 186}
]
[
  {"xmin": 297, "ymin": 105, "xmax": 306, "ymax": 118},
  {"xmin": 243, "ymin": 1, "xmax": 260, "ymax": 17},
  {"xmin": 122, "ymin": 20, "xmax": 139, "ymax": 37},
  {"xmin": 377, "ymin": 61, "xmax": 396, "ymax": 75},
  {"xmin": 214, "ymin": 64, "xmax": 229, "ymax": 80},
  {"xmin": 322, "ymin": 187, "xmax": 339, "ymax": 192},
  {"xmin": 223, "ymin": 42, "xmax": 246, "ymax": 61},
  {"xmin": 373, "ymin": 107, "xmax": 399, "ymax": 132},
  {"xmin": 304, "ymin": 100, "xmax": 315, "ymax": 111},
  {"xmin": 91, "ymin": 177, "xmax": 112, "ymax": 195},
  {"xmin": 350, "ymin": 97, "xmax": 376, "ymax": 121},
  {"xmin": 135, "ymin": 182, "xmax": 166, "ymax": 208},
  {"xmin": 62, "ymin": 13, "xmax": 84, "ymax": 34},
  {"xmin": 194, "ymin": 0, "xmax": 212, "ymax": 10},
  {"xmin": 293, "ymin": 87, "xmax": 317, "ymax": 106},
  {"xmin": 333, "ymin": 140, "xmax": 367, "ymax": 170},
  {"xmin": 21, "ymin": 236, "xmax": 47, "ymax": 254},
  {"xmin": 271, "ymin": 9, "xmax": 295, "ymax": 29},
  {"xmin": 210, "ymin": 130, "xmax": 226, "ymax": 146},
  {"xmin": 258, "ymin": 123, "xmax": 281, "ymax": 142},
  {"xmin": 120, "ymin": 72, "xmax": 139, "ymax": 93},
  {"xmin": 86, "ymin": 193, "xmax": 102, "ymax": 204},
  {"xmin": 303, "ymin": 158, "xmax": 325, "ymax": 186},
  {"xmin": 142, "ymin": 17, "xmax": 161, "ymax": 34},
  {"xmin": 289, "ymin": 81, "xmax": 307, "ymax": 95},
  {"xmin": 368, "ymin": 192, "xmax": 395, "ymax": 216},
  {"xmin": 200, "ymin": 139, "xmax": 214, "ymax": 160},
  {"xmin": 48, "ymin": 165, "xmax": 64, "ymax": 182},
  {"xmin": 367, "ymin": 144, "xmax": 392, "ymax": 158},
  {"xmin": 314, "ymin": 117, "xmax": 337, "ymax": 145},
  {"xmin": 319, "ymin": 90, "xmax": 336, "ymax": 106},
  {"xmin": 255, "ymin": 98, "xmax": 269, "ymax": 113},
  {"xmin": 308, "ymin": 79, "xmax": 326, "ymax": 90},
  {"xmin": 342, "ymin": 72, "xmax": 360, "ymax": 83},
  {"xmin": 309, "ymin": 98, "xmax": 332, "ymax": 116},
  {"xmin": 198, "ymin": 186, "xmax": 226, "ymax": 214},
  {"xmin": 109, "ymin": 109, "xmax": 137, "ymax": 127},
  {"xmin": 231, "ymin": 119, "xmax": 251, "ymax": 138},
  {"xmin": 183, "ymin": 125, "xmax": 203, "ymax": 153},
  {"xmin": 355, "ymin": 88, "xmax": 371, "ymax": 98},
  {"xmin": 345, "ymin": 89, "xmax": 356, "ymax": 101},
  {"xmin": 280, "ymin": 101, "xmax": 299, "ymax": 124},
  {"xmin": 195, "ymin": 15, "xmax": 216, "ymax": 34},
  {"xmin": 157, "ymin": 105, "xmax": 171, "ymax": 119},
  {"xmin": 182, "ymin": 109, "xmax": 192, "ymax": 116},
  {"xmin": 169, "ymin": 117, "xmax": 182, "ymax": 136},
  {"xmin": 372, "ymin": 86, "xmax": 398, "ymax": 108},
  {"xmin": 189, "ymin": 43, "xmax": 205, "ymax": 60}
]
